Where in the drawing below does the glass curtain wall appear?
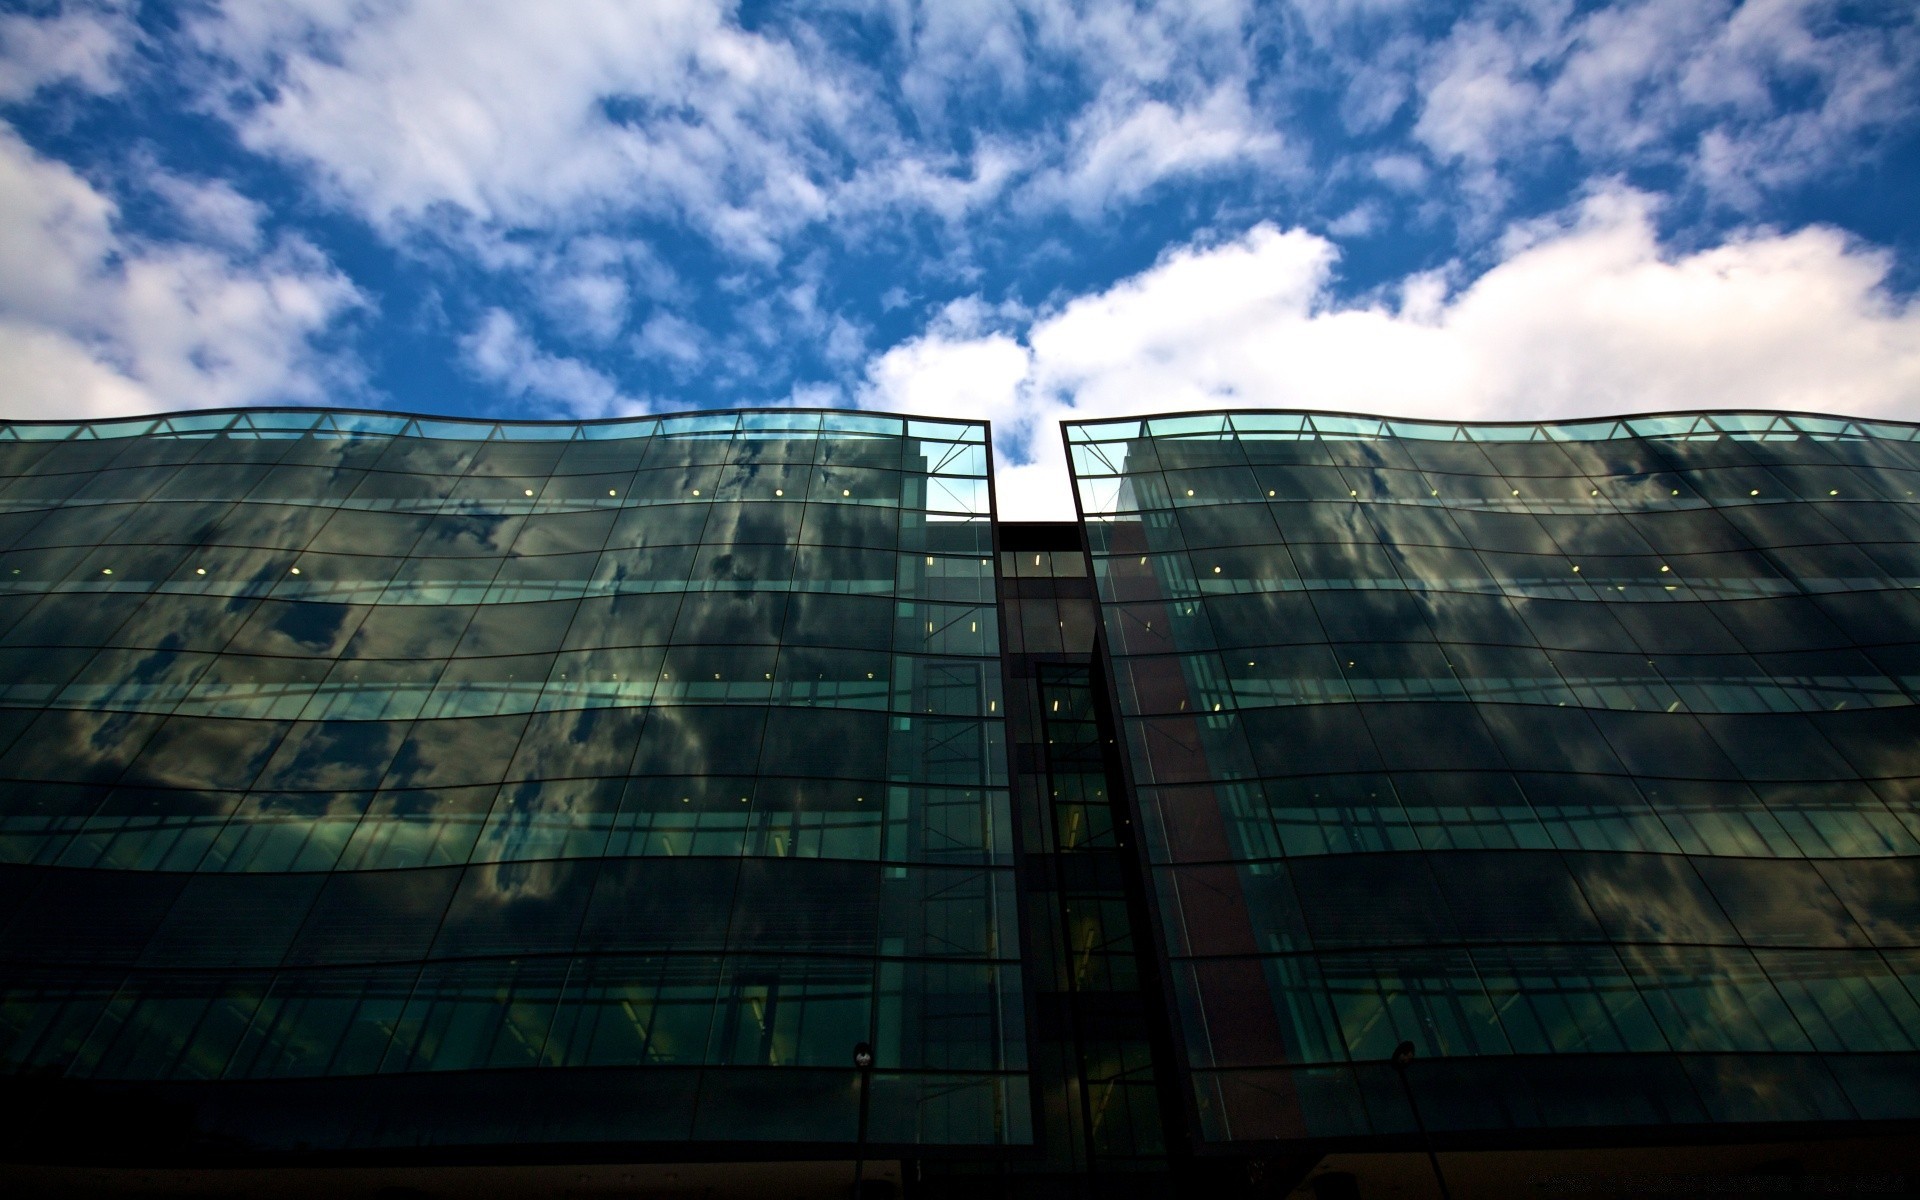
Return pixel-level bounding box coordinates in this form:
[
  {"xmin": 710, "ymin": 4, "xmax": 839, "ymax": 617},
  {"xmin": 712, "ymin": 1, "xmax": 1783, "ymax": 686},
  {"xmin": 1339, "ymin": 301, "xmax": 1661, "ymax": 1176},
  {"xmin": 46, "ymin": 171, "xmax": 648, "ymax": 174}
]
[
  {"xmin": 0, "ymin": 407, "xmax": 1027, "ymax": 1152},
  {"xmin": 1065, "ymin": 409, "xmax": 1920, "ymax": 1145}
]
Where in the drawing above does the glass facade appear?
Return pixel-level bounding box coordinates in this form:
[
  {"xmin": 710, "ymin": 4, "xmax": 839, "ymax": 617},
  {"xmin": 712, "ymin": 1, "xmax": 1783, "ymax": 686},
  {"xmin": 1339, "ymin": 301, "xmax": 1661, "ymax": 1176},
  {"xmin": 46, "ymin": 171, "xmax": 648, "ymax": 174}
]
[
  {"xmin": 1066, "ymin": 409, "xmax": 1920, "ymax": 1145},
  {"xmin": 0, "ymin": 408, "xmax": 1024, "ymax": 1153},
  {"xmin": 1, "ymin": 403, "xmax": 1916, "ymax": 1184}
]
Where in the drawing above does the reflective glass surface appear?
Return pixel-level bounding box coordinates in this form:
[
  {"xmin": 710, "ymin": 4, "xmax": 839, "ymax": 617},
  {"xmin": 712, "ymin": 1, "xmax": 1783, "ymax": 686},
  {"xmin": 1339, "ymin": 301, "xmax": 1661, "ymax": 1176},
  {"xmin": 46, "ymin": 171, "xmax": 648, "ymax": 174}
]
[
  {"xmin": 0, "ymin": 408, "xmax": 1023, "ymax": 1150},
  {"xmin": 1069, "ymin": 408, "xmax": 1920, "ymax": 1143}
]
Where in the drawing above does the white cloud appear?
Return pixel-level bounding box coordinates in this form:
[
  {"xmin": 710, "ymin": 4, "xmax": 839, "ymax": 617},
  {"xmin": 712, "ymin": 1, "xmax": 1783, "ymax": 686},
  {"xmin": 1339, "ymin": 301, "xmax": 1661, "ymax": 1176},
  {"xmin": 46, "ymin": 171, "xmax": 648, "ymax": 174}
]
[
  {"xmin": 146, "ymin": 167, "xmax": 267, "ymax": 252},
  {"xmin": 633, "ymin": 312, "xmax": 706, "ymax": 372},
  {"xmin": 867, "ymin": 330, "xmax": 1030, "ymax": 424},
  {"xmin": 892, "ymin": 0, "xmax": 1037, "ymax": 122},
  {"xmin": 862, "ymin": 188, "xmax": 1920, "ymax": 519},
  {"xmin": 1413, "ymin": 14, "xmax": 1547, "ymax": 167},
  {"xmin": 461, "ymin": 308, "xmax": 649, "ymax": 419},
  {"xmin": 823, "ymin": 316, "xmax": 867, "ymax": 368},
  {"xmin": 0, "ymin": 3, "xmax": 136, "ymax": 101},
  {"xmin": 1023, "ymin": 84, "xmax": 1290, "ymax": 217},
  {"xmin": 1369, "ymin": 153, "xmax": 1429, "ymax": 192},
  {"xmin": 1409, "ymin": 0, "xmax": 1920, "ymax": 206},
  {"xmin": 181, "ymin": 0, "xmax": 1300, "ymax": 268},
  {"xmin": 191, "ymin": 0, "xmax": 872, "ymax": 260},
  {"xmin": 0, "ymin": 125, "xmax": 362, "ymax": 422},
  {"xmin": 838, "ymin": 141, "xmax": 1029, "ymax": 228},
  {"xmin": 0, "ymin": 128, "xmax": 117, "ymax": 328},
  {"xmin": 1325, "ymin": 202, "xmax": 1383, "ymax": 238}
]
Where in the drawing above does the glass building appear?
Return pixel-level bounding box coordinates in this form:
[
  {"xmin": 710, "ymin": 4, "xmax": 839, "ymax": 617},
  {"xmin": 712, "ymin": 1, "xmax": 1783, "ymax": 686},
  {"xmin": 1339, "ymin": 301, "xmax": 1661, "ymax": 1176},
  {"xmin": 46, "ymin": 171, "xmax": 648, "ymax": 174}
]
[
  {"xmin": 0, "ymin": 409, "xmax": 1022, "ymax": 1178},
  {"xmin": 1, "ymin": 405, "xmax": 1917, "ymax": 1196},
  {"xmin": 1067, "ymin": 409, "xmax": 1920, "ymax": 1192}
]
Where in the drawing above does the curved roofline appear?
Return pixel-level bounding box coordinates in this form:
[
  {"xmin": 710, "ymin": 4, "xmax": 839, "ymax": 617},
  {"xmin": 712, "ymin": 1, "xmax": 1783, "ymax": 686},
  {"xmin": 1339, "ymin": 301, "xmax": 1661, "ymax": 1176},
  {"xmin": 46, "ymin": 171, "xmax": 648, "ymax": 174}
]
[
  {"xmin": 0, "ymin": 403, "xmax": 989, "ymax": 443},
  {"xmin": 1063, "ymin": 405, "xmax": 1920, "ymax": 443}
]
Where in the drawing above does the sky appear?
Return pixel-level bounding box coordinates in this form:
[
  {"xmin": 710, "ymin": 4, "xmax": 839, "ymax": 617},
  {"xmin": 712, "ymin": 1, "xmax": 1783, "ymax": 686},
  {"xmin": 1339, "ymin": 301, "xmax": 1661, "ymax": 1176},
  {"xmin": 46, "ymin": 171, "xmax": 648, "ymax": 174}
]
[{"xmin": 1, "ymin": 0, "xmax": 1917, "ymax": 516}]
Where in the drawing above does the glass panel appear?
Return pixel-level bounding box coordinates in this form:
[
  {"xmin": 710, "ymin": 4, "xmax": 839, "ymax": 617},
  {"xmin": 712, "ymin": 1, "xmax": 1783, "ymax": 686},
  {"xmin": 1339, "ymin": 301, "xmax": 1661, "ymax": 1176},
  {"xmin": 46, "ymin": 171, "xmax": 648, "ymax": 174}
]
[
  {"xmin": 1471, "ymin": 945, "xmax": 1668, "ymax": 1053},
  {"xmin": 1619, "ymin": 945, "xmax": 1812, "ymax": 1051}
]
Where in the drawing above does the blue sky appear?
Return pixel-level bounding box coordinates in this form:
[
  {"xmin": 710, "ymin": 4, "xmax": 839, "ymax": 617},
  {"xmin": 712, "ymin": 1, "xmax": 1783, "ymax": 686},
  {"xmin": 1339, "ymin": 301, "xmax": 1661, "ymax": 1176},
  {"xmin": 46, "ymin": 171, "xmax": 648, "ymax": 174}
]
[{"xmin": 2, "ymin": 0, "xmax": 1917, "ymax": 514}]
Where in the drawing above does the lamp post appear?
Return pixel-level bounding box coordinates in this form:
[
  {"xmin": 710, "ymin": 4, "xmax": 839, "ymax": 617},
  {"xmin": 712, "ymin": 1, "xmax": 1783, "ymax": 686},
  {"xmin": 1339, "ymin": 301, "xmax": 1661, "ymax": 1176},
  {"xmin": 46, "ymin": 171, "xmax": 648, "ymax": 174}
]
[
  {"xmin": 1389, "ymin": 1041, "xmax": 1453, "ymax": 1200},
  {"xmin": 851, "ymin": 1041, "xmax": 874, "ymax": 1200}
]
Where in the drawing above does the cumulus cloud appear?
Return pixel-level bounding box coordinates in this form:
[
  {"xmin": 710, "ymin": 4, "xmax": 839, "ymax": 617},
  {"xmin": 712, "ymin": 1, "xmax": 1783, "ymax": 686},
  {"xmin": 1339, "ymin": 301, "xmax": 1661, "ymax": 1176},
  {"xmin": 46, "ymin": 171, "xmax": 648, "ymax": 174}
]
[
  {"xmin": 5, "ymin": 0, "xmax": 1913, "ymax": 443},
  {"xmin": 461, "ymin": 308, "xmax": 649, "ymax": 420},
  {"xmin": 1407, "ymin": 0, "xmax": 1920, "ymax": 207},
  {"xmin": 181, "ymin": 0, "xmax": 1297, "ymax": 261},
  {"xmin": 145, "ymin": 166, "xmax": 268, "ymax": 252},
  {"xmin": 148, "ymin": 0, "xmax": 1919, "ymax": 407},
  {"xmin": 0, "ymin": 125, "xmax": 362, "ymax": 421},
  {"xmin": 0, "ymin": 2, "xmax": 137, "ymax": 101},
  {"xmin": 633, "ymin": 312, "xmax": 707, "ymax": 373},
  {"xmin": 862, "ymin": 188, "xmax": 1920, "ymax": 518},
  {"xmin": 190, "ymin": 0, "xmax": 874, "ymax": 260},
  {"xmin": 1022, "ymin": 84, "xmax": 1292, "ymax": 217}
]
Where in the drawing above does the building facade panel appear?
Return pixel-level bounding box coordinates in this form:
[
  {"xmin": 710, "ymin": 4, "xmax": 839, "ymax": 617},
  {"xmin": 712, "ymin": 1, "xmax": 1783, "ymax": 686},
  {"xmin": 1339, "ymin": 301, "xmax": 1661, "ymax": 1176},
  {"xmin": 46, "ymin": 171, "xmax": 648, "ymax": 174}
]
[
  {"xmin": 0, "ymin": 404, "xmax": 1916, "ymax": 1192},
  {"xmin": 0, "ymin": 408, "xmax": 1026, "ymax": 1154},
  {"xmin": 1065, "ymin": 409, "xmax": 1920, "ymax": 1146}
]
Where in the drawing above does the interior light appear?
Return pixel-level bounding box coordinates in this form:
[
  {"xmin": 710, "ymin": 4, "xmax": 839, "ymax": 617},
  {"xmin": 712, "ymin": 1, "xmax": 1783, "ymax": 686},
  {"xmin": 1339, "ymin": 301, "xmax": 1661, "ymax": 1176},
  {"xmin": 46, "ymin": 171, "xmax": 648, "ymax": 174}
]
[
  {"xmin": 692, "ymin": 489, "xmax": 701, "ymax": 496},
  {"xmin": 1349, "ymin": 490, "xmax": 1357, "ymax": 497},
  {"xmin": 1750, "ymin": 489, "xmax": 1760, "ymax": 496},
  {"xmin": 1213, "ymin": 566, "xmax": 1222, "ymax": 573},
  {"xmin": 100, "ymin": 568, "xmax": 112, "ymax": 575},
  {"xmin": 681, "ymin": 797, "xmax": 690, "ymax": 803},
  {"xmin": 290, "ymin": 567, "xmax": 301, "ymax": 575},
  {"xmin": 774, "ymin": 488, "xmax": 783, "ymax": 496},
  {"xmin": 1659, "ymin": 565, "xmax": 1671, "ymax": 573},
  {"xmin": 842, "ymin": 489, "xmax": 851, "ymax": 496},
  {"xmin": 1186, "ymin": 489, "xmax": 1194, "ymax": 497},
  {"xmin": 524, "ymin": 488, "xmax": 534, "ymax": 496},
  {"xmin": 608, "ymin": 489, "xmax": 617, "ymax": 496},
  {"xmin": 195, "ymin": 568, "xmax": 206, "ymax": 575},
  {"xmin": 1511, "ymin": 489, "xmax": 1520, "ymax": 496},
  {"xmin": 1268, "ymin": 490, "xmax": 1276, "ymax": 497},
  {"xmin": 1829, "ymin": 489, "xmax": 1839, "ymax": 496}
]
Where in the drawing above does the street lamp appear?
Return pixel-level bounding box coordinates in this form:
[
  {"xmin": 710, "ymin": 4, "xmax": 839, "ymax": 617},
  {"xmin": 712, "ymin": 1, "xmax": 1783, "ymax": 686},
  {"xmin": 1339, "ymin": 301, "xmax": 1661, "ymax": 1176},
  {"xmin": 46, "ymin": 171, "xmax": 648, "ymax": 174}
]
[
  {"xmin": 1389, "ymin": 1041, "xmax": 1453, "ymax": 1200},
  {"xmin": 851, "ymin": 1041, "xmax": 874, "ymax": 1200}
]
